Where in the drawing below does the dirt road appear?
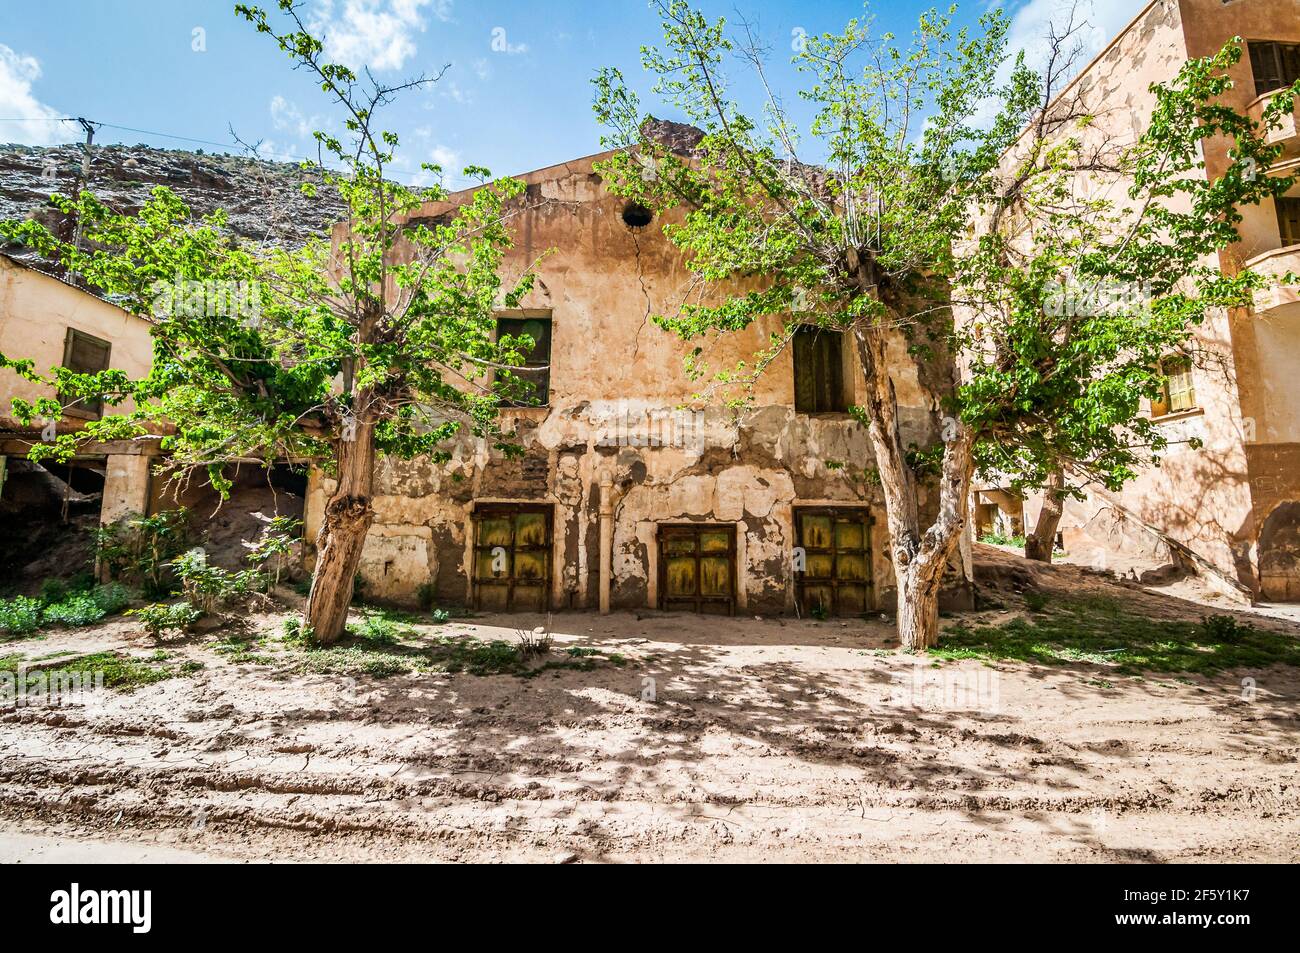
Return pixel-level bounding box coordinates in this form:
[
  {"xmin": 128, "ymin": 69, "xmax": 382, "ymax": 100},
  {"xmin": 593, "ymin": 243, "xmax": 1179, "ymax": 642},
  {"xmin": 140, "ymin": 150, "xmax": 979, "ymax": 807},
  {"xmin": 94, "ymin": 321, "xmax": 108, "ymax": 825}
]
[{"xmin": 1, "ymin": 559, "xmax": 1297, "ymax": 863}]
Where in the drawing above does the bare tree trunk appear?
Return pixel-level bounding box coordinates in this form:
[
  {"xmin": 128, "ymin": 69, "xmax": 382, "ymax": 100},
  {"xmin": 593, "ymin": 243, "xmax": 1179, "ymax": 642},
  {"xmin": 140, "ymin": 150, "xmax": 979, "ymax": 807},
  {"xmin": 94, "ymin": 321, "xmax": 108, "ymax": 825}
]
[
  {"xmin": 306, "ymin": 415, "xmax": 376, "ymax": 644},
  {"xmin": 849, "ymin": 286, "xmax": 975, "ymax": 650},
  {"xmin": 1025, "ymin": 466, "xmax": 1065, "ymax": 564},
  {"xmin": 896, "ymin": 564, "xmax": 941, "ymax": 650}
]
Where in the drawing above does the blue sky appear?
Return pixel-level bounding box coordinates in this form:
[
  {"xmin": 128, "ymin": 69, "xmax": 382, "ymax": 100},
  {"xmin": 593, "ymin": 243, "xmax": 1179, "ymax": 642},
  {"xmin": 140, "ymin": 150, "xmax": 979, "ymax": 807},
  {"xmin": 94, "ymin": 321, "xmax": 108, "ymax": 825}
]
[{"xmin": 0, "ymin": 0, "xmax": 1140, "ymax": 187}]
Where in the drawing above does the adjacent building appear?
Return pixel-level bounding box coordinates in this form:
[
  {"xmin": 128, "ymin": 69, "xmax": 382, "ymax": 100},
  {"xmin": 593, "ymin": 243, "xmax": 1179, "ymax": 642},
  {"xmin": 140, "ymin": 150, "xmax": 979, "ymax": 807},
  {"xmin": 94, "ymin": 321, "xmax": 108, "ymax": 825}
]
[
  {"xmin": 0, "ymin": 251, "xmax": 160, "ymax": 525},
  {"xmin": 975, "ymin": 0, "xmax": 1300, "ymax": 603}
]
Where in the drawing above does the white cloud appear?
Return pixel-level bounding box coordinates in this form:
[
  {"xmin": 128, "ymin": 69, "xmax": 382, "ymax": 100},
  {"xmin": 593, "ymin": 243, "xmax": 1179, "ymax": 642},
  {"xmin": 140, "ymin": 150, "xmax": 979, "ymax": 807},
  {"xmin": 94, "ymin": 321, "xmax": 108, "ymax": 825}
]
[
  {"xmin": 392, "ymin": 141, "xmax": 462, "ymax": 188},
  {"xmin": 1004, "ymin": 0, "xmax": 1139, "ymax": 78},
  {"xmin": 0, "ymin": 43, "xmax": 71, "ymax": 145},
  {"xmin": 269, "ymin": 95, "xmax": 322, "ymax": 138},
  {"xmin": 963, "ymin": 0, "xmax": 1139, "ymax": 130},
  {"xmin": 309, "ymin": 0, "xmax": 447, "ymax": 72},
  {"xmin": 429, "ymin": 144, "xmax": 459, "ymax": 169},
  {"xmin": 437, "ymin": 78, "xmax": 472, "ymax": 104}
]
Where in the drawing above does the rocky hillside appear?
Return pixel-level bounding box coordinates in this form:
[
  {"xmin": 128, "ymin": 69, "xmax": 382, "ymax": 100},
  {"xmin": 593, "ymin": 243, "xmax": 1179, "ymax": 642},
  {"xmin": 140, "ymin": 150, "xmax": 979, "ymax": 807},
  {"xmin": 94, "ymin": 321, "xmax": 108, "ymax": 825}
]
[{"xmin": 0, "ymin": 142, "xmax": 348, "ymax": 257}]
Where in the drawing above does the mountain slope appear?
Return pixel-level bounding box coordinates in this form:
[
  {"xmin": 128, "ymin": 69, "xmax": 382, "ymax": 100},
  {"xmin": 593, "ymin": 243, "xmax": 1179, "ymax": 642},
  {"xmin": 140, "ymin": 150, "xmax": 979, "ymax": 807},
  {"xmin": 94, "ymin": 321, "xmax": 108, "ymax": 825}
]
[{"xmin": 0, "ymin": 142, "xmax": 348, "ymax": 256}]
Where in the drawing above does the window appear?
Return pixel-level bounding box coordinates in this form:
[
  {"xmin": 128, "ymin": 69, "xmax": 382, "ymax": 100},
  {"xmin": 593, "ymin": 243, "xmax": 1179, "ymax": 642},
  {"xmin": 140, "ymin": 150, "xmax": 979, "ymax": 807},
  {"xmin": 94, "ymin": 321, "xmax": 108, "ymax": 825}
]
[
  {"xmin": 59, "ymin": 328, "xmax": 111, "ymax": 419},
  {"xmin": 1248, "ymin": 41, "xmax": 1300, "ymax": 96},
  {"xmin": 1277, "ymin": 197, "xmax": 1300, "ymax": 248},
  {"xmin": 1152, "ymin": 355, "xmax": 1196, "ymax": 418},
  {"xmin": 496, "ymin": 313, "xmax": 551, "ymax": 406},
  {"xmin": 793, "ymin": 325, "xmax": 848, "ymax": 413}
]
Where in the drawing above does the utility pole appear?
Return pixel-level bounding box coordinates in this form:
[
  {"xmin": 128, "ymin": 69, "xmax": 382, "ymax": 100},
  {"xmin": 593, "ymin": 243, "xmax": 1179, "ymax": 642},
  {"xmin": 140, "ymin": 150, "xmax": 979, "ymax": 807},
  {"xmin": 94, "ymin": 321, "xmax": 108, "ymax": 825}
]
[{"xmin": 69, "ymin": 116, "xmax": 99, "ymax": 284}]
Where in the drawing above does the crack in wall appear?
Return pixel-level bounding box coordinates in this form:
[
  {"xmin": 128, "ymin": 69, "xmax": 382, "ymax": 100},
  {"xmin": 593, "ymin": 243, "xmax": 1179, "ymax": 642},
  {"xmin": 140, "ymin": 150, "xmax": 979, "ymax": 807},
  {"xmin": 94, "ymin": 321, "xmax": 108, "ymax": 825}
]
[{"xmin": 628, "ymin": 227, "xmax": 654, "ymax": 366}]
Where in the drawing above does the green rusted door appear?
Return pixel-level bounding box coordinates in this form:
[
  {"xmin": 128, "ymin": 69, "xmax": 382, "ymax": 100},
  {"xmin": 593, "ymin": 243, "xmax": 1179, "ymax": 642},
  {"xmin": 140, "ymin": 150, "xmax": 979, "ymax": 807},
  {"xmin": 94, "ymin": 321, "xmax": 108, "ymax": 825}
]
[
  {"xmin": 795, "ymin": 508, "xmax": 871, "ymax": 617},
  {"xmin": 472, "ymin": 505, "xmax": 551, "ymax": 611},
  {"xmin": 659, "ymin": 524, "xmax": 735, "ymax": 614}
]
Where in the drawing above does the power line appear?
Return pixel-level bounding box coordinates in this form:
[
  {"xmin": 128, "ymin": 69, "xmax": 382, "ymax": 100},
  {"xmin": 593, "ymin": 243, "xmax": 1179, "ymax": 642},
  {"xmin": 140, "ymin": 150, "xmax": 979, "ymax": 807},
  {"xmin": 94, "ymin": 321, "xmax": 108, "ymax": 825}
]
[{"xmin": 0, "ymin": 115, "xmax": 442, "ymax": 186}]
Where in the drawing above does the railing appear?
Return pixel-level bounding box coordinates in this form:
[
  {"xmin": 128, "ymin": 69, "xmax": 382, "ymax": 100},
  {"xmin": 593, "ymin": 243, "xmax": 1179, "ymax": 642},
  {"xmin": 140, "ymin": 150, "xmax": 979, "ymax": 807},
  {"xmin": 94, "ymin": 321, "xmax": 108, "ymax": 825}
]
[
  {"xmin": 1244, "ymin": 244, "xmax": 1300, "ymax": 313},
  {"xmin": 1246, "ymin": 88, "xmax": 1300, "ymax": 160}
]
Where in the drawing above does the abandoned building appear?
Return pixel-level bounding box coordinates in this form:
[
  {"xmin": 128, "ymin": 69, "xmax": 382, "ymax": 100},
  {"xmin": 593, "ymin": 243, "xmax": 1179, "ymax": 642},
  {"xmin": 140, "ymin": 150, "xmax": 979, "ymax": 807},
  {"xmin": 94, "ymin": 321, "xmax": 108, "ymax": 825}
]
[
  {"xmin": 0, "ymin": 251, "xmax": 303, "ymax": 582},
  {"xmin": 973, "ymin": 0, "xmax": 1300, "ymax": 603},
  {"xmin": 303, "ymin": 149, "xmax": 958, "ymax": 616},
  {"xmin": 0, "ymin": 252, "xmax": 161, "ymax": 566}
]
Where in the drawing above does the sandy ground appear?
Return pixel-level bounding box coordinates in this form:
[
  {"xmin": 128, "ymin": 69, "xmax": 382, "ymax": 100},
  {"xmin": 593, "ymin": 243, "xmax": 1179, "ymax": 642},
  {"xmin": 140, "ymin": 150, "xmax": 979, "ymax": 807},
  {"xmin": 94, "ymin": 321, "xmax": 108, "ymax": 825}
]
[{"xmin": 1, "ymin": 552, "xmax": 1297, "ymax": 864}]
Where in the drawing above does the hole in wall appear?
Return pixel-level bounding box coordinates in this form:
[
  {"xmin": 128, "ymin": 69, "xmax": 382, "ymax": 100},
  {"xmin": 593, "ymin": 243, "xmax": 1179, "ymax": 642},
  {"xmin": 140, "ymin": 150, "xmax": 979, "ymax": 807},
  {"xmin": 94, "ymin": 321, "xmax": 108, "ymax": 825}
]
[{"xmin": 621, "ymin": 202, "xmax": 653, "ymax": 228}]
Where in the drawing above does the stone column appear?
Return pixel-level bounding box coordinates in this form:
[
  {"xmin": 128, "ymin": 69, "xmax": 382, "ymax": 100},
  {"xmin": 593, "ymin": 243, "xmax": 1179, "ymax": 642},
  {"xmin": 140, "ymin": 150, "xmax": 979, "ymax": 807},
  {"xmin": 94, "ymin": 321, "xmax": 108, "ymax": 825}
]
[
  {"xmin": 599, "ymin": 472, "xmax": 613, "ymax": 614},
  {"xmin": 100, "ymin": 453, "xmax": 152, "ymax": 525}
]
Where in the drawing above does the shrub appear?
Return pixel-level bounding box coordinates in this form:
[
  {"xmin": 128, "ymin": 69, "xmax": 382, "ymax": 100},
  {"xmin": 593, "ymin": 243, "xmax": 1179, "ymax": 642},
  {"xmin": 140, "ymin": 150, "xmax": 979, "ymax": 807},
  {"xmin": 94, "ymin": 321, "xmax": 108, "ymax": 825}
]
[
  {"xmin": 347, "ymin": 610, "xmax": 403, "ymax": 644},
  {"xmin": 0, "ymin": 596, "xmax": 42, "ymax": 636},
  {"xmin": 95, "ymin": 509, "xmax": 190, "ymax": 597},
  {"xmin": 41, "ymin": 593, "xmax": 106, "ymax": 627},
  {"xmin": 245, "ymin": 516, "xmax": 302, "ymax": 588},
  {"xmin": 38, "ymin": 579, "xmax": 68, "ymax": 606},
  {"xmin": 281, "ymin": 616, "xmax": 314, "ymax": 646},
  {"xmin": 173, "ymin": 549, "xmax": 265, "ymax": 613},
  {"xmin": 127, "ymin": 602, "xmax": 201, "ymax": 639},
  {"xmin": 90, "ymin": 582, "xmax": 132, "ymax": 615},
  {"xmin": 1202, "ymin": 614, "xmax": 1249, "ymax": 644},
  {"xmin": 416, "ymin": 582, "xmax": 437, "ymax": 611}
]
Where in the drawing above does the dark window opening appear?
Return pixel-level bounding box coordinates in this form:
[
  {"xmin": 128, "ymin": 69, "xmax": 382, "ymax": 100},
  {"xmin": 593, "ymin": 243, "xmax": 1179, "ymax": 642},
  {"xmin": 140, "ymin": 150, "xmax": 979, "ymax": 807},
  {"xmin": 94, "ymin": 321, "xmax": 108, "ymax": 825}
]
[
  {"xmin": 59, "ymin": 328, "xmax": 111, "ymax": 420},
  {"xmin": 1248, "ymin": 40, "xmax": 1300, "ymax": 96},
  {"xmin": 793, "ymin": 325, "xmax": 848, "ymax": 413},
  {"xmin": 496, "ymin": 314, "xmax": 552, "ymax": 406},
  {"xmin": 621, "ymin": 202, "xmax": 653, "ymax": 228},
  {"xmin": 1277, "ymin": 196, "xmax": 1300, "ymax": 248}
]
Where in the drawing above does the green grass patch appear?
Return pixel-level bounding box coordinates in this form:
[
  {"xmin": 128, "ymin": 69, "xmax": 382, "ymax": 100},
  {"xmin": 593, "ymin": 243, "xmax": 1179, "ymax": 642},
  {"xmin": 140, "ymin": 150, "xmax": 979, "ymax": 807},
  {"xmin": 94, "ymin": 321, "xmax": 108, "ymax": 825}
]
[
  {"xmin": 252, "ymin": 621, "xmax": 628, "ymax": 680},
  {"xmin": 8, "ymin": 651, "xmax": 179, "ymax": 691},
  {"xmin": 212, "ymin": 633, "xmax": 277, "ymax": 666},
  {"xmin": 933, "ymin": 596, "xmax": 1300, "ymax": 675},
  {"xmin": 346, "ymin": 607, "xmax": 411, "ymax": 644},
  {"xmin": 979, "ymin": 532, "xmax": 1026, "ymax": 548}
]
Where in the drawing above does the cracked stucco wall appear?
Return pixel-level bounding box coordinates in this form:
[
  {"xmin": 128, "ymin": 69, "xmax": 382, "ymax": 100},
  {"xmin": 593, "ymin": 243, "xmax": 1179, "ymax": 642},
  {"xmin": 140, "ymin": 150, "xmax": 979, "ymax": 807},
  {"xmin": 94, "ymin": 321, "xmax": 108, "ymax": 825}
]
[{"xmin": 306, "ymin": 152, "xmax": 953, "ymax": 612}]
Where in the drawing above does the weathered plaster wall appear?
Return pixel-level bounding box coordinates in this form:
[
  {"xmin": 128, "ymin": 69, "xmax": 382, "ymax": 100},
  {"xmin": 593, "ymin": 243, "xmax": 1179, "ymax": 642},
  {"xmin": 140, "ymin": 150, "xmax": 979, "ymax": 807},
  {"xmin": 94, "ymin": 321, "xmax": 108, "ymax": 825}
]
[
  {"xmin": 0, "ymin": 256, "xmax": 154, "ymax": 430},
  {"xmin": 1183, "ymin": 0, "xmax": 1300, "ymax": 598},
  {"xmin": 305, "ymin": 153, "xmax": 947, "ymax": 613}
]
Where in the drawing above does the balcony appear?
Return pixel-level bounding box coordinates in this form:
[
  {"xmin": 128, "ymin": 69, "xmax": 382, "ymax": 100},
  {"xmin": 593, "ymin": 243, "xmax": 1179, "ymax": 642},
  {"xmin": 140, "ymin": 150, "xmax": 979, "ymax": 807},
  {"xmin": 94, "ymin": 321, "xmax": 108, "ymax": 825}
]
[
  {"xmin": 1245, "ymin": 244, "xmax": 1300, "ymax": 315},
  {"xmin": 1246, "ymin": 88, "xmax": 1300, "ymax": 163}
]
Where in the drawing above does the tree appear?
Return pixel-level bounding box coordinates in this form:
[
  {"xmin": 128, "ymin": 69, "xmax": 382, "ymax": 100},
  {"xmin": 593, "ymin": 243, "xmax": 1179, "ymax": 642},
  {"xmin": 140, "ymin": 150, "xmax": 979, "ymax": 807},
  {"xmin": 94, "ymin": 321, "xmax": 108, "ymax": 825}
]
[
  {"xmin": 593, "ymin": 1, "xmax": 1295, "ymax": 646},
  {"xmin": 0, "ymin": 0, "xmax": 545, "ymax": 643},
  {"xmin": 956, "ymin": 32, "xmax": 1299, "ymax": 565}
]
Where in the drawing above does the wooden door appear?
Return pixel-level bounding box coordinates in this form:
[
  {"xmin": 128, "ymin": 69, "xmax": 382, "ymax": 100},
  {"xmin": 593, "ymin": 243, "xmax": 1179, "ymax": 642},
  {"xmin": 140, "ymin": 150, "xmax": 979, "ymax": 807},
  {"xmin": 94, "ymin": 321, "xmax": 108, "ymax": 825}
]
[
  {"xmin": 471, "ymin": 505, "xmax": 552, "ymax": 611},
  {"xmin": 658, "ymin": 524, "xmax": 736, "ymax": 614}
]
